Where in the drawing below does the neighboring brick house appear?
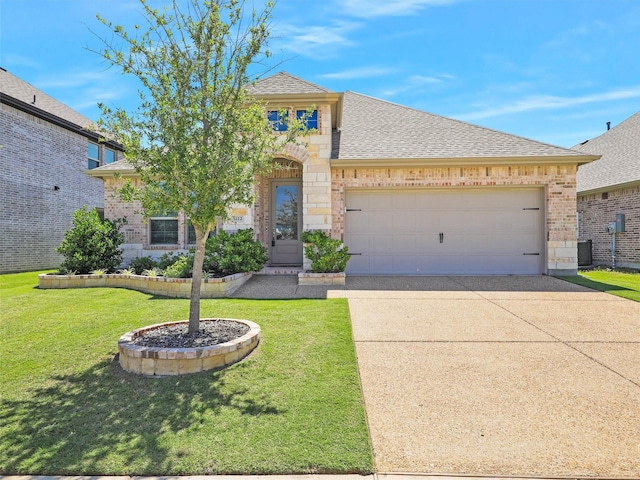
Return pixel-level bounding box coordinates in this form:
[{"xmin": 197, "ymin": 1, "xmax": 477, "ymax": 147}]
[
  {"xmin": 573, "ymin": 112, "xmax": 640, "ymax": 269},
  {"xmin": 0, "ymin": 68, "xmax": 123, "ymax": 273},
  {"xmin": 89, "ymin": 72, "xmax": 598, "ymax": 275}
]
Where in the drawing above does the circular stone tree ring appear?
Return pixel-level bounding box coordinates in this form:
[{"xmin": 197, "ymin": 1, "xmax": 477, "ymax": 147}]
[{"xmin": 118, "ymin": 318, "xmax": 261, "ymax": 376}]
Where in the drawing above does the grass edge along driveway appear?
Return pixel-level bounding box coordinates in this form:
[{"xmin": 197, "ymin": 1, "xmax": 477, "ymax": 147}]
[
  {"xmin": 560, "ymin": 269, "xmax": 640, "ymax": 302},
  {"xmin": 0, "ymin": 271, "xmax": 373, "ymax": 476}
]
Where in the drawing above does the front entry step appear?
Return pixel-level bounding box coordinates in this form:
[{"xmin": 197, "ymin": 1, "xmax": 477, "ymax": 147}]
[{"xmin": 258, "ymin": 266, "xmax": 303, "ymax": 275}]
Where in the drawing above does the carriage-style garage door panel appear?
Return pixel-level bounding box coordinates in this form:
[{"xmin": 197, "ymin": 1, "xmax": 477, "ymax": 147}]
[{"xmin": 345, "ymin": 188, "xmax": 544, "ymax": 275}]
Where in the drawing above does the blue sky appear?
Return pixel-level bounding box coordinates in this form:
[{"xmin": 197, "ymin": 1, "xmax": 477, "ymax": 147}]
[{"xmin": 2, "ymin": 0, "xmax": 639, "ymax": 148}]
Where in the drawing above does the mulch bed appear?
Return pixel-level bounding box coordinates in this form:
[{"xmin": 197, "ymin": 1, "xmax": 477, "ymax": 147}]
[{"xmin": 132, "ymin": 319, "xmax": 249, "ymax": 348}]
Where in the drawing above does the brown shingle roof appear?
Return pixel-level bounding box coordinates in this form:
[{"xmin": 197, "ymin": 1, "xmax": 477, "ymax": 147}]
[
  {"xmin": 336, "ymin": 91, "xmax": 590, "ymax": 161},
  {"xmin": 247, "ymin": 71, "xmax": 333, "ymax": 95},
  {"xmin": 0, "ymin": 68, "xmax": 95, "ymax": 129},
  {"xmin": 573, "ymin": 112, "xmax": 640, "ymax": 193}
]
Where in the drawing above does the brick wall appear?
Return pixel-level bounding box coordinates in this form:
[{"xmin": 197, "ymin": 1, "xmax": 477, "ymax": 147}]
[
  {"xmin": 578, "ymin": 185, "xmax": 640, "ymax": 268},
  {"xmin": 331, "ymin": 164, "xmax": 579, "ymax": 274},
  {"xmin": 0, "ymin": 104, "xmax": 104, "ymax": 273}
]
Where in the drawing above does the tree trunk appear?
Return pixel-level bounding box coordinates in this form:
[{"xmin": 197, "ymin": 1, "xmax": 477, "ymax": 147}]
[{"xmin": 188, "ymin": 225, "xmax": 209, "ymax": 335}]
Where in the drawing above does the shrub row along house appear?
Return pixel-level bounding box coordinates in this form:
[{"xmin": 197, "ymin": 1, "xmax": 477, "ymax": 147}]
[
  {"xmin": 574, "ymin": 113, "xmax": 640, "ymax": 270},
  {"xmin": 88, "ymin": 72, "xmax": 600, "ymax": 276},
  {"xmin": 0, "ymin": 68, "xmax": 124, "ymax": 273}
]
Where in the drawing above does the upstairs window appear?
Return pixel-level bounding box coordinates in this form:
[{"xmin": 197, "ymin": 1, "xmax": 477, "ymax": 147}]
[
  {"xmin": 296, "ymin": 109, "xmax": 318, "ymax": 131},
  {"xmin": 88, "ymin": 142, "xmax": 100, "ymax": 169},
  {"xmin": 104, "ymin": 148, "xmax": 116, "ymax": 164},
  {"xmin": 268, "ymin": 110, "xmax": 288, "ymax": 131}
]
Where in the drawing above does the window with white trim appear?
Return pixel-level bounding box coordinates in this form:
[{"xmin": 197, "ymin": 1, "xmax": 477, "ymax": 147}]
[
  {"xmin": 88, "ymin": 142, "xmax": 100, "ymax": 169},
  {"xmin": 150, "ymin": 212, "xmax": 179, "ymax": 244},
  {"xmin": 104, "ymin": 147, "xmax": 116, "ymax": 164}
]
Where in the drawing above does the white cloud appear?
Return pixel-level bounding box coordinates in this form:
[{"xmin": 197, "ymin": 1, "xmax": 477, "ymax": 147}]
[
  {"xmin": 319, "ymin": 67, "xmax": 398, "ymax": 80},
  {"xmin": 271, "ymin": 21, "xmax": 361, "ymax": 58},
  {"xmin": 457, "ymin": 87, "xmax": 640, "ymax": 121},
  {"xmin": 32, "ymin": 67, "xmax": 135, "ymax": 118},
  {"xmin": 340, "ymin": 0, "xmax": 462, "ymax": 18},
  {"xmin": 380, "ymin": 73, "xmax": 455, "ymax": 96},
  {"xmin": 37, "ymin": 70, "xmax": 117, "ymax": 90},
  {"xmin": 3, "ymin": 54, "xmax": 41, "ymax": 69}
]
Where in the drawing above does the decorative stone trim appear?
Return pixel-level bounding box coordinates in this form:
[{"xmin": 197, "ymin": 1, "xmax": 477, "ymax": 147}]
[
  {"xmin": 118, "ymin": 318, "xmax": 261, "ymax": 376},
  {"xmin": 298, "ymin": 271, "xmax": 346, "ymax": 285},
  {"xmin": 37, "ymin": 272, "xmax": 251, "ymax": 298}
]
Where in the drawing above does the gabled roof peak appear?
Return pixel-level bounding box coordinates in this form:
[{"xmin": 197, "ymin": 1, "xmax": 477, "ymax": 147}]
[{"xmin": 247, "ymin": 71, "xmax": 334, "ymax": 96}]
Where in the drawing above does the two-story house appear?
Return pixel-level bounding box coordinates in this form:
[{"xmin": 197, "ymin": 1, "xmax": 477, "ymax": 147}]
[{"xmin": 0, "ymin": 68, "xmax": 124, "ymax": 273}]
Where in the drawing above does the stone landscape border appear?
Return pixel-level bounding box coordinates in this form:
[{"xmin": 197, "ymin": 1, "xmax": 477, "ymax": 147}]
[
  {"xmin": 38, "ymin": 272, "xmax": 251, "ymax": 298},
  {"xmin": 118, "ymin": 318, "xmax": 261, "ymax": 376}
]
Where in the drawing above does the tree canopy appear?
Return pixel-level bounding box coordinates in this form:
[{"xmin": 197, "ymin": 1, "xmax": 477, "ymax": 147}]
[{"xmin": 94, "ymin": 0, "xmax": 307, "ymax": 332}]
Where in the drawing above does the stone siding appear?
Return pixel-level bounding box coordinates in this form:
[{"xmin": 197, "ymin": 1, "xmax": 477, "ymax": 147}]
[
  {"xmin": 0, "ymin": 103, "xmax": 104, "ymax": 273},
  {"xmin": 578, "ymin": 185, "xmax": 640, "ymax": 268},
  {"xmin": 331, "ymin": 164, "xmax": 579, "ymax": 275}
]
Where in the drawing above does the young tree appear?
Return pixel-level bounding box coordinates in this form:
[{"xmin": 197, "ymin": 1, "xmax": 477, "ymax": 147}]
[{"xmin": 94, "ymin": 0, "xmax": 305, "ymax": 333}]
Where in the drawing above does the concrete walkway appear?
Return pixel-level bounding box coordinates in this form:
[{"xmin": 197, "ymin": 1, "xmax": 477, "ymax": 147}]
[{"xmin": 341, "ymin": 276, "xmax": 640, "ymax": 477}]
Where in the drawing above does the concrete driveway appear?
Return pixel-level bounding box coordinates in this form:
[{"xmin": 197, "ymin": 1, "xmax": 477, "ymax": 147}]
[{"xmin": 338, "ymin": 276, "xmax": 640, "ymax": 477}]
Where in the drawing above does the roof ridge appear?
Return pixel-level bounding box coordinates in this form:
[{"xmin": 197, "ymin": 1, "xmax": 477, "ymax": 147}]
[
  {"xmin": 273, "ymin": 71, "xmax": 333, "ymax": 93},
  {"xmin": 574, "ymin": 110, "xmax": 640, "ymax": 148},
  {"xmin": 249, "ymin": 71, "xmax": 334, "ymax": 95}
]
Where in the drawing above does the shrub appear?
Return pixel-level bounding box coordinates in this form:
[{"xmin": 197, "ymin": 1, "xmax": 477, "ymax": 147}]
[
  {"xmin": 158, "ymin": 251, "xmax": 189, "ymax": 271},
  {"xmin": 300, "ymin": 230, "xmax": 350, "ymax": 273},
  {"xmin": 164, "ymin": 255, "xmax": 193, "ymax": 278},
  {"xmin": 205, "ymin": 228, "xmax": 267, "ymax": 276},
  {"xmin": 56, "ymin": 207, "xmax": 125, "ymax": 274},
  {"xmin": 128, "ymin": 256, "xmax": 158, "ymax": 275},
  {"xmin": 142, "ymin": 268, "xmax": 163, "ymax": 277}
]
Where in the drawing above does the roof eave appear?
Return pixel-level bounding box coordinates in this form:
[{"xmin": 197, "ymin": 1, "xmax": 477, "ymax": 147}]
[
  {"xmin": 252, "ymin": 92, "xmax": 342, "ymax": 104},
  {"xmin": 85, "ymin": 167, "xmax": 138, "ymax": 178},
  {"xmin": 1, "ymin": 93, "xmax": 124, "ymax": 151},
  {"xmin": 330, "ymin": 154, "xmax": 601, "ymax": 168},
  {"xmin": 577, "ymin": 179, "xmax": 640, "ymax": 196}
]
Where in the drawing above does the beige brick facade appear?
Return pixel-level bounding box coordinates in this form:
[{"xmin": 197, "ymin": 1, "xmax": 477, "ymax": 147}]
[
  {"xmin": 330, "ymin": 165, "xmax": 579, "ymax": 275},
  {"xmin": 95, "ymin": 81, "xmax": 585, "ymax": 275}
]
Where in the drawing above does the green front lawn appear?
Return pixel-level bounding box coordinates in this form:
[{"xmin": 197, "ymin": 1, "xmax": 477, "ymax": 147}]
[
  {"xmin": 560, "ymin": 269, "xmax": 640, "ymax": 302},
  {"xmin": 0, "ymin": 271, "xmax": 373, "ymax": 475}
]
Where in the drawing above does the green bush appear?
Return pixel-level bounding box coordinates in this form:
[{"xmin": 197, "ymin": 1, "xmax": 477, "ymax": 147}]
[
  {"xmin": 163, "ymin": 255, "xmax": 193, "ymax": 278},
  {"xmin": 128, "ymin": 256, "xmax": 158, "ymax": 275},
  {"xmin": 56, "ymin": 207, "xmax": 125, "ymax": 274},
  {"xmin": 158, "ymin": 251, "xmax": 189, "ymax": 271},
  {"xmin": 205, "ymin": 228, "xmax": 267, "ymax": 276},
  {"xmin": 127, "ymin": 230, "xmax": 266, "ymax": 278},
  {"xmin": 300, "ymin": 230, "xmax": 350, "ymax": 273}
]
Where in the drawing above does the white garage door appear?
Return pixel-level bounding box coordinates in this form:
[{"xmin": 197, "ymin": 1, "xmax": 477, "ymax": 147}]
[{"xmin": 345, "ymin": 187, "xmax": 545, "ymax": 275}]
